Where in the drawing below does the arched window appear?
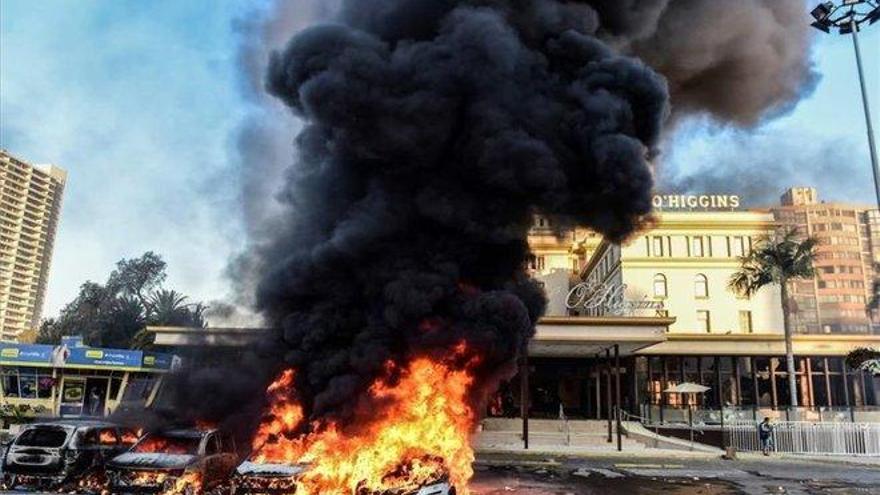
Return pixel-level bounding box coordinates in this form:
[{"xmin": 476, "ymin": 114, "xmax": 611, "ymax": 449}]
[
  {"xmin": 694, "ymin": 274, "xmax": 709, "ymax": 298},
  {"xmin": 653, "ymin": 274, "xmax": 667, "ymax": 298}
]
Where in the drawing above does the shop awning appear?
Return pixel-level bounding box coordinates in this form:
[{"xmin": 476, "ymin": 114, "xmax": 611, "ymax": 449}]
[
  {"xmin": 529, "ymin": 316, "xmax": 672, "ymax": 357},
  {"xmin": 150, "ymin": 315, "xmax": 675, "ymax": 355}
]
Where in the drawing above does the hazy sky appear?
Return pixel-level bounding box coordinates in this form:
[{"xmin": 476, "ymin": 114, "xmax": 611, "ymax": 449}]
[{"xmin": 1, "ymin": 0, "xmax": 878, "ymax": 319}]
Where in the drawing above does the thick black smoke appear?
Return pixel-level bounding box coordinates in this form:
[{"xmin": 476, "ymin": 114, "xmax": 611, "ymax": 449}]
[
  {"xmin": 255, "ymin": 0, "xmax": 668, "ymax": 423},
  {"xmin": 157, "ymin": 0, "xmax": 819, "ymax": 434},
  {"xmin": 589, "ymin": 0, "xmax": 817, "ymax": 125}
]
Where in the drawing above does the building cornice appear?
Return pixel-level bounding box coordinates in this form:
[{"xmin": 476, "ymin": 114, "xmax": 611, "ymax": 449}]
[
  {"xmin": 665, "ymin": 332, "xmax": 880, "ymax": 343},
  {"xmin": 539, "ymin": 316, "xmax": 677, "ymax": 327},
  {"xmin": 622, "ymin": 258, "xmax": 743, "ymax": 269}
]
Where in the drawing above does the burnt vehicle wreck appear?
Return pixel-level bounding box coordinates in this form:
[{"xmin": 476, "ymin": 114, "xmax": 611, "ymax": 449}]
[
  {"xmin": 232, "ymin": 458, "xmax": 455, "ymax": 495},
  {"xmin": 1, "ymin": 419, "xmax": 137, "ymax": 490},
  {"xmin": 230, "ymin": 460, "xmax": 308, "ymax": 495},
  {"xmin": 106, "ymin": 428, "xmax": 238, "ymax": 495}
]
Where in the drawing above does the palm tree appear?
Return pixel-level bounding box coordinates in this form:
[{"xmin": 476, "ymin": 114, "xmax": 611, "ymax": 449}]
[
  {"xmin": 133, "ymin": 289, "xmax": 208, "ymax": 350},
  {"xmin": 147, "ymin": 289, "xmax": 190, "ymax": 326},
  {"xmin": 729, "ymin": 229, "xmax": 817, "ymax": 410}
]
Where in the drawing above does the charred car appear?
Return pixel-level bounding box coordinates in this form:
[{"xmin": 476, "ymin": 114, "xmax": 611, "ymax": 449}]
[
  {"xmin": 231, "ymin": 458, "xmax": 456, "ymax": 495},
  {"xmin": 106, "ymin": 428, "xmax": 238, "ymax": 494},
  {"xmin": 230, "ymin": 460, "xmax": 307, "ymax": 495},
  {"xmin": 1, "ymin": 419, "xmax": 138, "ymax": 490}
]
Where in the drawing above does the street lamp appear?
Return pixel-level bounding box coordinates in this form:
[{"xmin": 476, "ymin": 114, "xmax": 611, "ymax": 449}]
[{"xmin": 811, "ymin": 1, "xmax": 880, "ymax": 208}]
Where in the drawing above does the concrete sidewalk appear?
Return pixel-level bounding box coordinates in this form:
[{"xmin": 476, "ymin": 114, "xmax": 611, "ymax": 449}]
[
  {"xmin": 475, "ymin": 442, "xmax": 880, "ymax": 469},
  {"xmin": 473, "ymin": 418, "xmax": 880, "ymax": 469}
]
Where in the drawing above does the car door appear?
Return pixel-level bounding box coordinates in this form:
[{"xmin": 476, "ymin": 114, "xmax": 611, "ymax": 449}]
[
  {"xmin": 94, "ymin": 427, "xmax": 121, "ymax": 467},
  {"xmin": 75, "ymin": 428, "xmax": 102, "ymax": 473},
  {"xmin": 218, "ymin": 433, "xmax": 238, "ymax": 478},
  {"xmin": 202, "ymin": 433, "xmax": 223, "ymax": 488}
]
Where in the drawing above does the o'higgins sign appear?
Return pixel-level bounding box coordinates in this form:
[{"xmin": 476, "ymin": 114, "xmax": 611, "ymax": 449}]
[{"xmin": 652, "ymin": 194, "xmax": 741, "ymax": 211}]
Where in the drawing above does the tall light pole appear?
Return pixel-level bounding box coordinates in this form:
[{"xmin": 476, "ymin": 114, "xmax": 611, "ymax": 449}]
[{"xmin": 811, "ymin": 1, "xmax": 880, "ymax": 207}]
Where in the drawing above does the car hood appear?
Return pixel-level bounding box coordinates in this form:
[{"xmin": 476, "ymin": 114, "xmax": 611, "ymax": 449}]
[
  {"xmin": 236, "ymin": 461, "xmax": 309, "ymax": 478},
  {"xmin": 109, "ymin": 453, "xmax": 198, "ymax": 470}
]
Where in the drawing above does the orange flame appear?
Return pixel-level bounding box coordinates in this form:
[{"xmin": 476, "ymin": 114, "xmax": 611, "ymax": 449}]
[
  {"xmin": 252, "ymin": 350, "xmax": 477, "ymax": 495},
  {"xmin": 121, "ymin": 429, "xmax": 141, "ymax": 445},
  {"xmin": 132, "ymin": 436, "xmax": 192, "ymax": 456},
  {"xmin": 162, "ymin": 472, "xmax": 202, "ymax": 495},
  {"xmin": 122, "ymin": 471, "xmax": 202, "ymax": 495},
  {"xmin": 251, "ymin": 369, "xmax": 305, "ymax": 461},
  {"xmin": 99, "ymin": 430, "xmax": 117, "ymax": 445}
]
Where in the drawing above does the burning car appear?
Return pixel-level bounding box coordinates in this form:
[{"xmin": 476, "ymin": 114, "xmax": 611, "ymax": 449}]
[
  {"xmin": 106, "ymin": 428, "xmax": 239, "ymax": 495},
  {"xmin": 231, "ymin": 457, "xmax": 456, "ymax": 495},
  {"xmin": 1, "ymin": 419, "xmax": 138, "ymax": 490},
  {"xmin": 229, "ymin": 460, "xmax": 307, "ymax": 495}
]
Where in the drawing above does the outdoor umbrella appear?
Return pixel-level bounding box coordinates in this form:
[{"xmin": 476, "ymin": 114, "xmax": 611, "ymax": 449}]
[
  {"xmin": 663, "ymin": 382, "xmax": 711, "ymax": 449},
  {"xmin": 664, "ymin": 382, "xmax": 711, "ymax": 394}
]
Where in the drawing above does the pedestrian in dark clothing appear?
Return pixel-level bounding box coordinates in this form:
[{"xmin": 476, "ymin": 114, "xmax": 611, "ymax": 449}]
[{"xmin": 759, "ymin": 417, "xmax": 774, "ymax": 455}]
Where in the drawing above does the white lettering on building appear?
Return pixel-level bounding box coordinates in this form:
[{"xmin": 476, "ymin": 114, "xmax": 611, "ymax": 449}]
[
  {"xmin": 651, "ymin": 194, "xmax": 741, "ymax": 211},
  {"xmin": 565, "ymin": 281, "xmax": 664, "ymax": 316}
]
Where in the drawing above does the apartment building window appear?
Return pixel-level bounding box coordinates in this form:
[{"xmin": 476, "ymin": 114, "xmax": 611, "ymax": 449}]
[
  {"xmin": 697, "ymin": 310, "xmax": 711, "ymax": 333},
  {"xmin": 529, "ymin": 255, "xmax": 545, "ymax": 271},
  {"xmin": 651, "ymin": 236, "xmax": 665, "ymax": 257},
  {"xmin": 653, "ymin": 274, "xmax": 668, "ymax": 298},
  {"xmin": 739, "ymin": 311, "xmax": 753, "ymax": 333},
  {"xmin": 729, "ymin": 236, "xmax": 748, "ymax": 257},
  {"xmin": 691, "ymin": 236, "xmax": 705, "ymax": 257},
  {"xmin": 694, "ymin": 274, "xmax": 709, "ymax": 299}
]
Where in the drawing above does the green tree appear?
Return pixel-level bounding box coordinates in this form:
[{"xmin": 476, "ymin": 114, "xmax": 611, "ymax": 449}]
[
  {"xmin": 34, "ymin": 318, "xmax": 61, "ymax": 345},
  {"xmin": 106, "ymin": 252, "xmax": 167, "ymax": 304},
  {"xmin": 130, "ymin": 290, "xmax": 208, "ymax": 350},
  {"xmin": 846, "ymin": 347, "xmax": 880, "ymax": 376},
  {"xmin": 37, "ymin": 252, "xmax": 206, "ymax": 348},
  {"xmin": 729, "ymin": 229, "xmax": 817, "ymax": 410}
]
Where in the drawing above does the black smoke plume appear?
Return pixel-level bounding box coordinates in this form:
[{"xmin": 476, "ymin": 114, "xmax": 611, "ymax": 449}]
[
  {"xmin": 152, "ymin": 0, "xmax": 818, "ymax": 435},
  {"xmin": 588, "ymin": 0, "xmax": 817, "ymax": 125},
  {"xmin": 255, "ymin": 0, "xmax": 668, "ymax": 424}
]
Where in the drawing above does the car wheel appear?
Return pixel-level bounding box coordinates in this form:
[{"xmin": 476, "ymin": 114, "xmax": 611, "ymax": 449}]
[{"xmin": 448, "ymin": 487, "xmax": 457, "ymax": 495}]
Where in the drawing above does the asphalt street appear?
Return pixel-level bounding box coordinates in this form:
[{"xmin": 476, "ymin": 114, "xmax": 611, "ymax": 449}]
[
  {"xmin": 469, "ymin": 454, "xmax": 880, "ymax": 494},
  {"xmin": 1, "ymin": 456, "xmax": 878, "ymax": 495}
]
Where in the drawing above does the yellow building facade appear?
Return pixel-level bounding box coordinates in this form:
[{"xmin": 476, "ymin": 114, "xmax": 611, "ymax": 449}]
[
  {"xmin": 578, "ymin": 210, "xmax": 784, "ymax": 335},
  {"xmin": 522, "ymin": 199, "xmax": 880, "ymax": 417},
  {"xmin": 0, "ymin": 150, "xmax": 67, "ymax": 341}
]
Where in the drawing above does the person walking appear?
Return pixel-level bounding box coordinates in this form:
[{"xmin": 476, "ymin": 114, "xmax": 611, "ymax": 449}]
[
  {"xmin": 88, "ymin": 388, "xmax": 102, "ymax": 417},
  {"xmin": 759, "ymin": 417, "xmax": 774, "ymax": 456}
]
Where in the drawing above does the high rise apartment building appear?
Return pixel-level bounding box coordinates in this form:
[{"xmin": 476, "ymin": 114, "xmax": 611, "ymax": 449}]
[
  {"xmin": 772, "ymin": 187, "xmax": 878, "ymax": 335},
  {"xmin": 0, "ymin": 150, "xmax": 66, "ymax": 341}
]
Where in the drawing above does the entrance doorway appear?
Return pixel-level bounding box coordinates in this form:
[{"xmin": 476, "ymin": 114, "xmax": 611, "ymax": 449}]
[
  {"xmin": 84, "ymin": 378, "xmax": 109, "ymax": 417},
  {"xmin": 59, "ymin": 378, "xmax": 85, "ymax": 417}
]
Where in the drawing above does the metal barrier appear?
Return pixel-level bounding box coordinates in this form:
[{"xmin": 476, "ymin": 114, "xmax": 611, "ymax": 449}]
[
  {"xmin": 726, "ymin": 420, "xmax": 880, "ymax": 456},
  {"xmin": 641, "ymin": 404, "xmax": 880, "ymax": 425}
]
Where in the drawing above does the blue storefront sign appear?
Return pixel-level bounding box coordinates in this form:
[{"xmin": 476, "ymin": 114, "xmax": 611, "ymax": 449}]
[
  {"xmin": 142, "ymin": 352, "xmax": 174, "ymax": 370},
  {"xmin": 0, "ymin": 342, "xmax": 177, "ymax": 371},
  {"xmin": 0, "ymin": 343, "xmax": 54, "ymax": 365},
  {"xmin": 64, "ymin": 347, "xmax": 143, "ymax": 369}
]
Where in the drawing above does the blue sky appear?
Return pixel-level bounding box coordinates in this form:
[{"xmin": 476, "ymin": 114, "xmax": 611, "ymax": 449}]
[{"xmin": 0, "ymin": 1, "xmax": 878, "ymax": 319}]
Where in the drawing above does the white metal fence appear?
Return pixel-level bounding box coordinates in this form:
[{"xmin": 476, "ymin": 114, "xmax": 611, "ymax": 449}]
[{"xmin": 726, "ymin": 421, "xmax": 880, "ymax": 456}]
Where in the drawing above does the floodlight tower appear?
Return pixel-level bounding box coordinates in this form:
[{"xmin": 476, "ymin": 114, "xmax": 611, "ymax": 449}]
[{"xmin": 811, "ymin": 1, "xmax": 880, "ymax": 208}]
